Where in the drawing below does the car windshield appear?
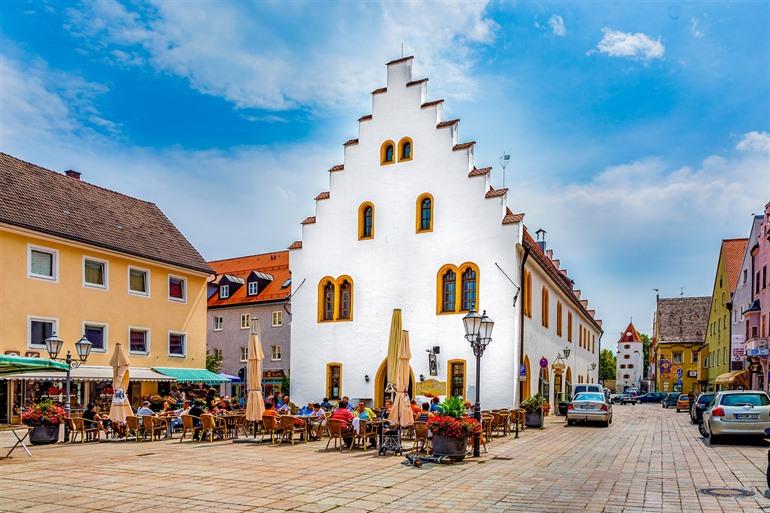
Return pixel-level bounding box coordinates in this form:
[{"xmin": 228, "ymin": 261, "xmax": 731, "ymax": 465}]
[
  {"xmin": 721, "ymin": 393, "xmax": 770, "ymax": 407},
  {"xmin": 697, "ymin": 395, "xmax": 714, "ymax": 405},
  {"xmin": 678, "ymin": 395, "xmax": 688, "ymax": 400},
  {"xmin": 574, "ymin": 393, "xmax": 604, "ymax": 402}
]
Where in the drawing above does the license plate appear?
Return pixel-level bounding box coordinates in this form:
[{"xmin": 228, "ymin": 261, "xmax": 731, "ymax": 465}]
[{"xmin": 735, "ymin": 413, "xmax": 759, "ymax": 420}]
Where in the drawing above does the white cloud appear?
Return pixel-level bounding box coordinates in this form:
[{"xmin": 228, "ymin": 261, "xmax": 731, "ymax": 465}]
[
  {"xmin": 548, "ymin": 15, "xmax": 566, "ymax": 37},
  {"xmin": 64, "ymin": 0, "xmax": 497, "ymax": 112},
  {"xmin": 736, "ymin": 131, "xmax": 770, "ymax": 153},
  {"xmin": 593, "ymin": 28, "xmax": 665, "ymax": 61},
  {"xmin": 690, "ymin": 17, "xmax": 703, "ymax": 38}
]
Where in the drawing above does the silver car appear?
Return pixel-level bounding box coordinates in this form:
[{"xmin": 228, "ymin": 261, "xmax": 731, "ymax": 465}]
[
  {"xmin": 702, "ymin": 390, "xmax": 770, "ymax": 444},
  {"xmin": 567, "ymin": 392, "xmax": 612, "ymax": 427}
]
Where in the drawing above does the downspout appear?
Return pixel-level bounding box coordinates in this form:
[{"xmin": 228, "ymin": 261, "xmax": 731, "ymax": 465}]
[{"xmin": 518, "ymin": 245, "xmax": 530, "ymax": 405}]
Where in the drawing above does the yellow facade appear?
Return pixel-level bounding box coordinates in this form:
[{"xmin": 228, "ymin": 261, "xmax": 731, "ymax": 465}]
[
  {"xmin": 705, "ymin": 249, "xmax": 731, "ymax": 386},
  {"xmin": 655, "ymin": 343, "xmax": 701, "ymax": 393},
  {"xmin": 0, "ymin": 225, "xmax": 208, "ymax": 368}
]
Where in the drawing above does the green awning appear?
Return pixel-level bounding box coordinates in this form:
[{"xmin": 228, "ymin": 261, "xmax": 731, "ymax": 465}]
[
  {"xmin": 0, "ymin": 355, "xmax": 68, "ymax": 376},
  {"xmin": 152, "ymin": 367, "xmax": 229, "ymax": 384}
]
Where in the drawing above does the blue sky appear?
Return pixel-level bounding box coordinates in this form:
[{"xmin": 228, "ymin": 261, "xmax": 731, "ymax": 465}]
[{"xmin": 1, "ymin": 0, "xmax": 768, "ymax": 345}]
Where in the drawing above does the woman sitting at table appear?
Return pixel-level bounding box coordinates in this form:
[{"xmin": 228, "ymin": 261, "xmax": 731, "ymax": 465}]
[
  {"xmin": 330, "ymin": 401, "xmax": 355, "ymax": 448},
  {"xmin": 415, "ymin": 402, "xmax": 432, "ymax": 422},
  {"xmin": 83, "ymin": 403, "xmax": 109, "ymax": 435},
  {"xmin": 379, "ymin": 400, "xmax": 392, "ymax": 419}
]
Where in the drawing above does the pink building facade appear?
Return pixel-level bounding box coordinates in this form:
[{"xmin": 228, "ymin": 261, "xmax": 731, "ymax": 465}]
[{"xmin": 744, "ymin": 202, "xmax": 770, "ymax": 391}]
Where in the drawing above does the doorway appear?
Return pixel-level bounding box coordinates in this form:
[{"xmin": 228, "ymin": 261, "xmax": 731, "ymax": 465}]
[{"xmin": 374, "ymin": 358, "xmax": 415, "ymax": 408}]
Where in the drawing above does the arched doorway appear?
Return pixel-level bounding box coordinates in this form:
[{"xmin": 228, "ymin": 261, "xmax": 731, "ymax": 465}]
[
  {"xmin": 538, "ymin": 364, "xmax": 550, "ymax": 402},
  {"xmin": 565, "ymin": 367, "xmax": 573, "ymax": 400},
  {"xmin": 521, "ymin": 355, "xmax": 531, "ymax": 401},
  {"xmin": 374, "ymin": 358, "xmax": 415, "ymax": 408}
]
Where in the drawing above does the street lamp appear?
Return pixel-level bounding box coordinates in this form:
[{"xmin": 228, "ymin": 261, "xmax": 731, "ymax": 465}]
[
  {"xmin": 463, "ymin": 309, "xmax": 494, "ymax": 458},
  {"xmin": 45, "ymin": 333, "xmax": 92, "ymax": 440}
]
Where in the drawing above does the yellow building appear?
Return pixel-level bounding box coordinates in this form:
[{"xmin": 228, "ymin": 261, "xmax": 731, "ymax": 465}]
[
  {"xmin": 705, "ymin": 238, "xmax": 748, "ymax": 387},
  {"xmin": 0, "ymin": 153, "xmax": 215, "ymax": 421}
]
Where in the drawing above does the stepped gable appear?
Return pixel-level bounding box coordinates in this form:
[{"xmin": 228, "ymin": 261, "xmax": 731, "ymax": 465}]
[
  {"xmin": 288, "ymin": 241, "xmax": 302, "ymax": 250},
  {"xmin": 502, "ymin": 208, "xmax": 525, "ymax": 225},
  {"xmin": 485, "ymin": 186, "xmax": 508, "ymax": 199},
  {"xmin": 469, "ymin": 166, "xmax": 491, "ymax": 177},
  {"xmin": 314, "ymin": 192, "xmax": 330, "ymax": 201}
]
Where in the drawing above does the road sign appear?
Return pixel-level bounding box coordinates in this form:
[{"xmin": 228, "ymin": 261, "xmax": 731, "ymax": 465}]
[{"xmin": 539, "ymin": 357, "xmax": 548, "ymax": 369}]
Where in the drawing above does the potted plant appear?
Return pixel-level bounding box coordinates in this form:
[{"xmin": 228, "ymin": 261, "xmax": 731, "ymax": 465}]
[
  {"xmin": 427, "ymin": 396, "xmax": 481, "ymax": 460},
  {"xmin": 521, "ymin": 394, "xmax": 548, "ymax": 428},
  {"xmin": 21, "ymin": 399, "xmax": 66, "ymax": 445}
]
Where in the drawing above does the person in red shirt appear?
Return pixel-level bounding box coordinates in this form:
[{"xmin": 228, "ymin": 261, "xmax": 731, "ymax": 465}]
[
  {"xmin": 330, "ymin": 401, "xmax": 355, "ymax": 447},
  {"xmin": 410, "ymin": 399, "xmax": 421, "ymax": 416}
]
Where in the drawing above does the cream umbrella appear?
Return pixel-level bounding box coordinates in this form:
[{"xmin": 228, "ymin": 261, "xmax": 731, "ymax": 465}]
[
  {"xmin": 245, "ymin": 321, "xmax": 265, "ymax": 422},
  {"xmin": 385, "ymin": 309, "xmax": 402, "ymax": 398},
  {"xmin": 388, "ymin": 330, "xmax": 414, "ymax": 428},
  {"xmin": 109, "ymin": 342, "xmax": 133, "ymax": 423}
]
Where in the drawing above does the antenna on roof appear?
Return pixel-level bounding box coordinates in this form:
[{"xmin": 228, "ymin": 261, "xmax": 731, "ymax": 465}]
[
  {"xmin": 499, "ymin": 152, "xmax": 511, "ymax": 187},
  {"xmin": 680, "ymin": 286, "xmax": 685, "ymax": 298}
]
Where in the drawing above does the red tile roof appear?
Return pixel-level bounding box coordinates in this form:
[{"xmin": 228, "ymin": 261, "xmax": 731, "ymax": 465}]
[
  {"xmin": 421, "ymin": 99, "xmax": 444, "ymax": 109},
  {"xmin": 0, "ymin": 152, "xmax": 211, "ymax": 274},
  {"xmin": 406, "ymin": 78, "xmax": 428, "ymax": 87},
  {"xmin": 485, "ymin": 186, "xmax": 508, "ymax": 198},
  {"xmin": 329, "ymin": 164, "xmax": 344, "ymax": 173},
  {"xmin": 619, "ymin": 322, "xmax": 642, "ymax": 342},
  {"xmin": 358, "ymin": 114, "xmax": 373, "ymax": 122},
  {"xmin": 314, "ymin": 191, "xmax": 330, "ymax": 201},
  {"xmin": 343, "ymin": 139, "xmax": 359, "ymax": 146},
  {"xmin": 468, "ymin": 167, "xmax": 491, "ymax": 177},
  {"xmin": 723, "ymin": 238, "xmax": 749, "ymax": 293},
  {"xmin": 437, "ymin": 119, "xmax": 459, "ymax": 129},
  {"xmin": 301, "ymin": 216, "xmax": 316, "ymax": 225},
  {"xmin": 502, "ymin": 208, "xmax": 525, "ymax": 224},
  {"xmin": 453, "ymin": 142, "xmax": 475, "ymax": 151},
  {"xmin": 288, "ymin": 241, "xmax": 302, "ymax": 250},
  {"xmin": 208, "ymin": 251, "xmax": 290, "ymax": 307},
  {"xmin": 372, "ymin": 87, "xmax": 387, "ymax": 95}
]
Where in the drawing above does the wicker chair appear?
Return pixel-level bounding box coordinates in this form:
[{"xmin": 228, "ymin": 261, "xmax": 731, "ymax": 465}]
[
  {"xmin": 413, "ymin": 421, "xmax": 430, "ymax": 453},
  {"xmin": 149, "ymin": 416, "xmax": 169, "ymax": 441},
  {"xmin": 125, "ymin": 416, "xmax": 142, "ymax": 442},
  {"xmin": 261, "ymin": 415, "xmax": 283, "ymax": 444},
  {"xmin": 71, "ymin": 417, "xmax": 100, "ymax": 443},
  {"xmin": 179, "ymin": 414, "xmax": 202, "ymax": 443},
  {"xmin": 279, "ymin": 416, "xmax": 306, "ymax": 445},
  {"xmin": 349, "ymin": 419, "xmax": 377, "ymax": 451},
  {"xmin": 325, "ymin": 419, "xmax": 345, "ymax": 452},
  {"xmin": 200, "ymin": 414, "xmax": 227, "ymax": 442}
]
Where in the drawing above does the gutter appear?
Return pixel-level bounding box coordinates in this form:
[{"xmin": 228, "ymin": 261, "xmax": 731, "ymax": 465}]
[{"xmin": 519, "ymin": 245, "xmax": 530, "ymax": 405}]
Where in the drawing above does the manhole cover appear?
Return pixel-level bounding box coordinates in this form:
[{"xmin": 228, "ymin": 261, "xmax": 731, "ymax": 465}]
[{"xmin": 699, "ymin": 487, "xmax": 755, "ymax": 498}]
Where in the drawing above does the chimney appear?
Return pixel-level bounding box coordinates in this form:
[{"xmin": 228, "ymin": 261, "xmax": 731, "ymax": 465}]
[
  {"xmin": 65, "ymin": 169, "xmax": 81, "ymax": 180},
  {"xmin": 535, "ymin": 228, "xmax": 547, "ymax": 252}
]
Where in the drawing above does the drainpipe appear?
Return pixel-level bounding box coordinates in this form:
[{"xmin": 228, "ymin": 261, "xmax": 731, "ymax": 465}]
[{"xmin": 518, "ymin": 245, "xmax": 530, "ymax": 406}]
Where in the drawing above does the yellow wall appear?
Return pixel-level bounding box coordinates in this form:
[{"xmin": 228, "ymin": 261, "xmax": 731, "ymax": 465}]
[
  {"xmin": 705, "ymin": 249, "xmax": 731, "ymax": 385},
  {"xmin": 0, "ymin": 225, "xmax": 208, "ymax": 368},
  {"xmin": 655, "ymin": 343, "xmax": 701, "ymax": 393}
]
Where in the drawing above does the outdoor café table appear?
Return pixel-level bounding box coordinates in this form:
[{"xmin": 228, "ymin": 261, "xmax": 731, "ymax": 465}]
[
  {"xmin": 0, "ymin": 425, "xmax": 33, "ymax": 460},
  {"xmin": 217, "ymin": 413, "xmax": 239, "ymax": 439},
  {"xmin": 287, "ymin": 415, "xmax": 314, "ymax": 441}
]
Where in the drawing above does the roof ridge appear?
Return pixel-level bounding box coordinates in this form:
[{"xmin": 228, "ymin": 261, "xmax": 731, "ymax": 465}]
[{"xmin": 208, "ymin": 250, "xmax": 289, "ymax": 264}]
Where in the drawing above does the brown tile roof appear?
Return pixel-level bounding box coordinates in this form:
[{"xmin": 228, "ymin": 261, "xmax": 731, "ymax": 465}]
[
  {"xmin": 453, "ymin": 142, "xmax": 475, "ymax": 151},
  {"xmin": 314, "ymin": 191, "xmax": 330, "ymax": 201},
  {"xmin": 371, "ymin": 87, "xmax": 387, "ymax": 95},
  {"xmin": 358, "ymin": 114, "xmax": 373, "ymax": 122},
  {"xmin": 723, "ymin": 238, "xmax": 749, "ymax": 293},
  {"xmin": 343, "ymin": 139, "xmax": 359, "ymax": 146},
  {"xmin": 406, "ymin": 78, "xmax": 428, "ymax": 87},
  {"xmin": 208, "ymin": 251, "xmax": 290, "ymax": 307},
  {"xmin": 301, "ymin": 216, "xmax": 316, "ymax": 225},
  {"xmin": 421, "ymin": 99, "xmax": 444, "ymax": 109},
  {"xmin": 485, "ymin": 186, "xmax": 508, "ymax": 198},
  {"xmin": 288, "ymin": 241, "xmax": 302, "ymax": 250},
  {"xmin": 0, "ymin": 152, "xmax": 211, "ymax": 274},
  {"xmin": 618, "ymin": 322, "xmax": 642, "ymax": 342},
  {"xmin": 655, "ymin": 297, "xmax": 710, "ymax": 344},
  {"xmin": 386, "ymin": 55, "xmax": 414, "ymax": 66},
  {"xmin": 502, "ymin": 207, "xmax": 524, "ymax": 224},
  {"xmin": 328, "ymin": 164, "xmax": 344, "ymax": 173},
  {"xmin": 437, "ymin": 119, "xmax": 459, "ymax": 129},
  {"xmin": 468, "ymin": 166, "xmax": 491, "ymax": 177}
]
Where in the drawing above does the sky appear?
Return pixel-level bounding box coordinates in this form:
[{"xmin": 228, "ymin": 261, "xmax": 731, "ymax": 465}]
[{"xmin": 1, "ymin": 0, "xmax": 768, "ymax": 347}]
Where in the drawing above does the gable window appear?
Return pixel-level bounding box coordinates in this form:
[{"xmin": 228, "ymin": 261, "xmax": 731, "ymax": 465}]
[
  {"xmin": 240, "ymin": 346, "xmax": 248, "ymax": 362},
  {"xmin": 168, "ymin": 276, "xmax": 186, "ymax": 302},
  {"xmin": 398, "ymin": 137, "xmax": 413, "ymax": 162},
  {"xmin": 129, "ymin": 267, "xmax": 149, "ymax": 295},
  {"xmin": 169, "ymin": 332, "xmax": 186, "ymax": 357},
  {"xmin": 240, "ymin": 314, "xmax": 250, "ymax": 330},
  {"xmin": 556, "ymin": 302, "xmax": 563, "ymax": 336},
  {"xmin": 523, "ymin": 271, "xmax": 532, "ymax": 318},
  {"xmin": 359, "ymin": 202, "xmax": 374, "ymax": 239},
  {"xmin": 272, "ymin": 311, "xmax": 283, "ymax": 327},
  {"xmin": 129, "ymin": 328, "xmax": 149, "ymax": 354},
  {"xmin": 440, "ymin": 267, "xmax": 457, "ymax": 313},
  {"xmin": 271, "ymin": 345, "xmax": 282, "ymax": 361},
  {"xmin": 29, "ymin": 317, "xmax": 56, "ymax": 348},
  {"xmin": 338, "ymin": 278, "xmax": 353, "ymax": 320},
  {"xmin": 83, "ymin": 257, "xmax": 107, "ymax": 288},
  {"xmin": 416, "ymin": 193, "xmax": 434, "ymax": 233},
  {"xmin": 220, "ymin": 284, "xmax": 230, "ymax": 299},
  {"xmin": 326, "ymin": 363, "xmax": 342, "ymax": 400},
  {"xmin": 460, "ymin": 264, "xmax": 479, "ymax": 312},
  {"xmin": 213, "ymin": 316, "xmax": 223, "ymax": 331},
  {"xmin": 248, "ymin": 281, "xmax": 258, "ymax": 296},
  {"xmin": 541, "ymin": 287, "xmax": 549, "ymax": 328},
  {"xmin": 567, "ymin": 311, "xmax": 573, "ymax": 342},
  {"xmin": 28, "ymin": 246, "xmax": 57, "ymax": 281},
  {"xmin": 84, "ymin": 323, "xmax": 107, "ymax": 352},
  {"xmin": 380, "ymin": 140, "xmax": 395, "ymax": 165}
]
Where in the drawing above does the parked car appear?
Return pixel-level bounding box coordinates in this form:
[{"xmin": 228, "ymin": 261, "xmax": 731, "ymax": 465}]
[
  {"xmin": 572, "ymin": 384, "xmax": 603, "ymax": 399},
  {"xmin": 675, "ymin": 394, "xmax": 690, "ymax": 412},
  {"xmin": 624, "ymin": 388, "xmax": 640, "ymax": 397},
  {"xmin": 702, "ymin": 390, "xmax": 770, "ymax": 444},
  {"xmin": 662, "ymin": 392, "xmax": 680, "ymax": 408},
  {"xmin": 636, "ymin": 392, "xmax": 666, "ymax": 404},
  {"xmin": 609, "ymin": 393, "xmax": 621, "ymax": 404},
  {"xmin": 690, "ymin": 393, "xmax": 715, "ymax": 424},
  {"xmin": 567, "ymin": 392, "xmax": 613, "ymax": 427},
  {"xmin": 618, "ymin": 393, "xmax": 636, "ymax": 405}
]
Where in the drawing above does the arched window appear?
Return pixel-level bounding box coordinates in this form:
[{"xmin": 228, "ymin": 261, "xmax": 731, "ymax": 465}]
[
  {"xmin": 398, "ymin": 137, "xmax": 413, "ymax": 162},
  {"xmin": 337, "ymin": 277, "xmax": 353, "ymax": 320},
  {"xmin": 380, "ymin": 140, "xmax": 395, "ymax": 165},
  {"xmin": 461, "ymin": 266, "xmax": 478, "ymax": 311},
  {"xmin": 567, "ymin": 311, "xmax": 573, "ymax": 342},
  {"xmin": 541, "ymin": 287, "xmax": 549, "ymax": 328},
  {"xmin": 556, "ymin": 302, "xmax": 563, "ymax": 337},
  {"xmin": 318, "ymin": 278, "xmax": 335, "ymax": 322},
  {"xmin": 441, "ymin": 268, "xmax": 457, "ymax": 313},
  {"xmin": 416, "ymin": 193, "xmax": 433, "ymax": 233},
  {"xmin": 358, "ymin": 202, "xmax": 374, "ymax": 240},
  {"xmin": 523, "ymin": 271, "xmax": 532, "ymax": 318}
]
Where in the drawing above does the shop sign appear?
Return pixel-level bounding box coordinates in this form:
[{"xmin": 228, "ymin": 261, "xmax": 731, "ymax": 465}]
[
  {"xmin": 263, "ymin": 370, "xmax": 285, "ymax": 379},
  {"xmin": 747, "ymin": 348, "xmax": 769, "ymax": 357},
  {"xmin": 687, "ymin": 370, "xmax": 697, "ymax": 378}
]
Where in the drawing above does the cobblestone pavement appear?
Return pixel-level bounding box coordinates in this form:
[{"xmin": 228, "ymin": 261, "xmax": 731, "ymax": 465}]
[{"xmin": 1, "ymin": 404, "xmax": 768, "ymax": 513}]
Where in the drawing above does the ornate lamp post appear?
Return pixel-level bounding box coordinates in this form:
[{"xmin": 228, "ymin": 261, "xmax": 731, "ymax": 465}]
[
  {"xmin": 44, "ymin": 333, "xmax": 92, "ymax": 441},
  {"xmin": 462, "ymin": 309, "xmax": 494, "ymax": 458}
]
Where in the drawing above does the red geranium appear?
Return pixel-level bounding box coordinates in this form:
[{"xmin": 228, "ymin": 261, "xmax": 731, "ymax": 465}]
[
  {"xmin": 428, "ymin": 415, "xmax": 482, "ymax": 439},
  {"xmin": 21, "ymin": 399, "xmax": 66, "ymax": 426}
]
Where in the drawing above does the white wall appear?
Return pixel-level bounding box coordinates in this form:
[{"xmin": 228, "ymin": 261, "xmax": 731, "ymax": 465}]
[{"xmin": 616, "ymin": 341, "xmax": 643, "ymax": 391}]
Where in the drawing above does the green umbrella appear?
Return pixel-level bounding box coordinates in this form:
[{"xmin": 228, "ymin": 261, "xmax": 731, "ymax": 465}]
[{"xmin": 0, "ymin": 355, "xmax": 68, "ymax": 376}]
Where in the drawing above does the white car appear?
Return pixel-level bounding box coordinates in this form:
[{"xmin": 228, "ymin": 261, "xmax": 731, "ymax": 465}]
[
  {"xmin": 567, "ymin": 392, "xmax": 612, "ymax": 427},
  {"xmin": 702, "ymin": 390, "xmax": 770, "ymax": 444}
]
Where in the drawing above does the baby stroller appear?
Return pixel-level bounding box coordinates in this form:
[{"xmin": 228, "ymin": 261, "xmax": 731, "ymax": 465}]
[{"xmin": 378, "ymin": 421, "xmax": 403, "ymax": 456}]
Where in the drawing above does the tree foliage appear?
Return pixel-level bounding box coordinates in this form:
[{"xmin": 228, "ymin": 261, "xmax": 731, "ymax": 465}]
[
  {"xmin": 599, "ymin": 348, "xmax": 616, "ymax": 381},
  {"xmin": 639, "ymin": 332, "xmax": 651, "ymax": 367},
  {"xmin": 206, "ymin": 350, "xmax": 223, "ymax": 373}
]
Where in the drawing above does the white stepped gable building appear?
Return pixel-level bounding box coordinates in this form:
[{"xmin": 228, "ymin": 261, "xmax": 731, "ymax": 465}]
[
  {"xmin": 615, "ymin": 321, "xmax": 644, "ymax": 392},
  {"xmin": 289, "ymin": 56, "xmax": 602, "ymax": 409}
]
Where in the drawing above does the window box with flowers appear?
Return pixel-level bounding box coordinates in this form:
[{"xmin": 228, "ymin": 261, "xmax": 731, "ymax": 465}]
[
  {"xmin": 427, "ymin": 396, "xmax": 481, "ymax": 460},
  {"xmin": 521, "ymin": 394, "xmax": 550, "ymax": 428},
  {"xmin": 21, "ymin": 399, "xmax": 66, "ymax": 444}
]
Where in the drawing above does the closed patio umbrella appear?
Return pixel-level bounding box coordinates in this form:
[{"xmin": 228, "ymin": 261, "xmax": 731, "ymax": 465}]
[
  {"xmin": 386, "ymin": 309, "xmax": 402, "ymax": 394},
  {"xmin": 388, "ymin": 330, "xmax": 414, "ymax": 428},
  {"xmin": 245, "ymin": 325, "xmax": 265, "ymax": 422},
  {"xmin": 109, "ymin": 342, "xmax": 133, "ymax": 423}
]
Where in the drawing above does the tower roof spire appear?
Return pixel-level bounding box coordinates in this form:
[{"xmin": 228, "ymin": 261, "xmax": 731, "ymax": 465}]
[{"xmin": 618, "ymin": 321, "xmax": 642, "ymax": 342}]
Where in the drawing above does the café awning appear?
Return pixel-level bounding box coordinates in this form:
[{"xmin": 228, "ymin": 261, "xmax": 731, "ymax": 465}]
[
  {"xmin": 714, "ymin": 370, "xmax": 749, "ymax": 385},
  {"xmin": 153, "ymin": 367, "xmax": 229, "ymax": 384},
  {"xmin": 0, "ymin": 365, "xmax": 174, "ymax": 382},
  {"xmin": 219, "ymin": 372, "xmax": 241, "ymax": 383},
  {"xmin": 0, "ymin": 355, "xmax": 68, "ymax": 376}
]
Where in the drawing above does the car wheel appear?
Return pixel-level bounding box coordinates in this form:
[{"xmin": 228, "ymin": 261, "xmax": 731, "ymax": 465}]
[
  {"xmin": 698, "ymin": 422, "xmax": 707, "ymax": 437},
  {"xmin": 708, "ymin": 427, "xmax": 719, "ymax": 445}
]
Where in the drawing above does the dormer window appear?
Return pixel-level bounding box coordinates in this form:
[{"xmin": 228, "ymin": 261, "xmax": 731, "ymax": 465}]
[
  {"xmin": 220, "ymin": 284, "xmax": 230, "ymax": 299},
  {"xmin": 248, "ymin": 281, "xmax": 258, "ymax": 296}
]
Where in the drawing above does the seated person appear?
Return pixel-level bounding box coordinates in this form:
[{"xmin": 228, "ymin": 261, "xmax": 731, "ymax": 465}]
[
  {"xmin": 308, "ymin": 403, "xmax": 326, "ymax": 439},
  {"xmin": 463, "ymin": 400, "xmax": 474, "ymax": 416},
  {"xmin": 262, "ymin": 402, "xmax": 278, "ymax": 418},
  {"xmin": 188, "ymin": 401, "xmax": 205, "ymax": 429},
  {"xmin": 379, "ymin": 400, "xmax": 392, "ymax": 419},
  {"xmin": 277, "ymin": 395, "xmax": 298, "ymax": 415},
  {"xmin": 330, "ymin": 401, "xmax": 355, "ymax": 447},
  {"xmin": 415, "ymin": 402, "xmax": 432, "ymax": 422},
  {"xmin": 298, "ymin": 402, "xmax": 314, "ymax": 416},
  {"xmin": 341, "ymin": 396, "xmax": 354, "ymax": 411},
  {"xmin": 320, "ymin": 397, "xmax": 333, "ymax": 410},
  {"xmin": 82, "ymin": 402, "xmax": 105, "ymax": 434},
  {"xmin": 429, "ymin": 396, "xmax": 442, "ymax": 412},
  {"xmin": 355, "ymin": 401, "xmax": 376, "ymax": 420},
  {"xmin": 136, "ymin": 401, "xmax": 155, "ymax": 425},
  {"xmin": 409, "ymin": 399, "xmax": 422, "ymax": 416}
]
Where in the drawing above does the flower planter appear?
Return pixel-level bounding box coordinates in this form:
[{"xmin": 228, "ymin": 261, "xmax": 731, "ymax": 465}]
[
  {"xmin": 28, "ymin": 424, "xmax": 60, "ymax": 445},
  {"xmin": 524, "ymin": 411, "xmax": 543, "ymax": 428},
  {"xmin": 431, "ymin": 433, "xmax": 467, "ymax": 460}
]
